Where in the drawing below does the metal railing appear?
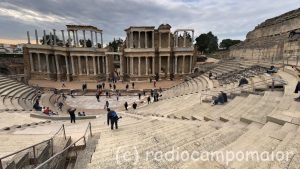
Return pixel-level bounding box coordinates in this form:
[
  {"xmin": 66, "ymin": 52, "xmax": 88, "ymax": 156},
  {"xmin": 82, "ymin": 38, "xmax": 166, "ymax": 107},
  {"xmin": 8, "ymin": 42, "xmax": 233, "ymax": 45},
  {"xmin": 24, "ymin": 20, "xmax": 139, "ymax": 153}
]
[
  {"xmin": 34, "ymin": 122, "xmax": 93, "ymax": 169},
  {"xmin": 0, "ymin": 124, "xmax": 66, "ymax": 169}
]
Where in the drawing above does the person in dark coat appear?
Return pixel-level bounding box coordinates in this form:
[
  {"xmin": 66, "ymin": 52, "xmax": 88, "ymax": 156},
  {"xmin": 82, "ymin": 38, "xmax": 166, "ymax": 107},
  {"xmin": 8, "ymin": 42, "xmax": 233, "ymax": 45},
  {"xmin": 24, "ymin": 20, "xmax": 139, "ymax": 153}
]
[
  {"xmin": 132, "ymin": 102, "xmax": 137, "ymax": 109},
  {"xmin": 294, "ymin": 81, "xmax": 300, "ymax": 100},
  {"xmin": 238, "ymin": 77, "xmax": 249, "ymax": 87},
  {"xmin": 96, "ymin": 92, "xmax": 100, "ymax": 102},
  {"xmin": 126, "ymin": 84, "xmax": 129, "ymax": 91},
  {"xmin": 147, "ymin": 96, "xmax": 151, "ymax": 104},
  {"xmin": 106, "ymin": 101, "xmax": 109, "ymax": 108},
  {"xmin": 138, "ymin": 93, "xmax": 141, "ymax": 100},
  {"xmin": 102, "ymin": 82, "xmax": 105, "ymax": 89},
  {"xmin": 132, "ymin": 82, "xmax": 135, "ymax": 89},
  {"xmin": 68, "ymin": 108, "xmax": 76, "ymax": 123},
  {"xmin": 124, "ymin": 101, "xmax": 128, "ymax": 110},
  {"xmin": 209, "ymin": 72, "xmax": 213, "ymax": 79},
  {"xmin": 107, "ymin": 108, "xmax": 119, "ymax": 130},
  {"xmin": 221, "ymin": 91, "xmax": 228, "ymax": 103}
]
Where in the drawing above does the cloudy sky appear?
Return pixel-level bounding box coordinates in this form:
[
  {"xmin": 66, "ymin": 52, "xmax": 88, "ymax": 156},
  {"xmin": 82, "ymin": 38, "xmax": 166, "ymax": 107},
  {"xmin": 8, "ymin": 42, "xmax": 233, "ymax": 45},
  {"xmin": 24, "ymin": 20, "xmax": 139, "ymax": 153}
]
[{"xmin": 0, "ymin": 0, "xmax": 299, "ymax": 45}]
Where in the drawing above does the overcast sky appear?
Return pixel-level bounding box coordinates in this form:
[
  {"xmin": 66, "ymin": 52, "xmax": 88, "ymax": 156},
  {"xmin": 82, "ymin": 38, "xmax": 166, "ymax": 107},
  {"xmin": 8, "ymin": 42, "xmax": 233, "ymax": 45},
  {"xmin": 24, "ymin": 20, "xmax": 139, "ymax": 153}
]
[{"xmin": 0, "ymin": 0, "xmax": 299, "ymax": 44}]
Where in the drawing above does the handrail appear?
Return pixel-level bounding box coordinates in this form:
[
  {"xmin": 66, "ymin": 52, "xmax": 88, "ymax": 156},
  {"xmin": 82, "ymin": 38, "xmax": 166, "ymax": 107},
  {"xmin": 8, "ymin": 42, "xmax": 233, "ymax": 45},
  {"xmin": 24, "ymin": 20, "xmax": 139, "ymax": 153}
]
[
  {"xmin": 0, "ymin": 124, "xmax": 66, "ymax": 168},
  {"xmin": 34, "ymin": 122, "xmax": 93, "ymax": 169}
]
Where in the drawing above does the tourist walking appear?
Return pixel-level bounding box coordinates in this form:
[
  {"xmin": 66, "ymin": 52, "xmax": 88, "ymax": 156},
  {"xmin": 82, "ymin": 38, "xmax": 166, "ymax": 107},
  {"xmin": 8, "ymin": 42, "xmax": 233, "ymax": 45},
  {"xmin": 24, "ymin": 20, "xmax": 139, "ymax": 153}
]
[
  {"xmin": 138, "ymin": 93, "xmax": 141, "ymax": 100},
  {"xmin": 96, "ymin": 92, "xmax": 100, "ymax": 102},
  {"xmin": 132, "ymin": 102, "xmax": 137, "ymax": 109},
  {"xmin": 147, "ymin": 96, "xmax": 151, "ymax": 104},
  {"xmin": 68, "ymin": 108, "xmax": 76, "ymax": 123},
  {"xmin": 106, "ymin": 101, "xmax": 109, "ymax": 109},
  {"xmin": 124, "ymin": 101, "xmax": 128, "ymax": 110},
  {"xmin": 126, "ymin": 84, "xmax": 129, "ymax": 91},
  {"xmin": 102, "ymin": 82, "xmax": 105, "ymax": 89},
  {"xmin": 132, "ymin": 82, "xmax": 135, "ymax": 89},
  {"xmin": 107, "ymin": 108, "xmax": 120, "ymax": 130}
]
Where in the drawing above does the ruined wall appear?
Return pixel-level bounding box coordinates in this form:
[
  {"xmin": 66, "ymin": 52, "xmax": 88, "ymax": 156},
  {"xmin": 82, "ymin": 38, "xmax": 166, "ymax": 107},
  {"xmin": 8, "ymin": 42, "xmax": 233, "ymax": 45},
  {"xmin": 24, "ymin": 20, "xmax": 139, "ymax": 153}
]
[{"xmin": 230, "ymin": 8, "xmax": 300, "ymax": 61}]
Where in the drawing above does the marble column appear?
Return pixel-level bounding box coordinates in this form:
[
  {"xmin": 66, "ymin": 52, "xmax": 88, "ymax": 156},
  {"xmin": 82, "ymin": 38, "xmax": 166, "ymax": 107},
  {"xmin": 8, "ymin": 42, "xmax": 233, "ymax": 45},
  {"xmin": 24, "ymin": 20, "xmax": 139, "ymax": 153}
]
[
  {"xmin": 183, "ymin": 31, "xmax": 186, "ymax": 47},
  {"xmin": 53, "ymin": 29, "xmax": 57, "ymax": 46},
  {"xmin": 27, "ymin": 31, "xmax": 31, "ymax": 44},
  {"xmin": 105, "ymin": 56, "xmax": 109, "ymax": 75},
  {"xmin": 168, "ymin": 32, "xmax": 171, "ymax": 48},
  {"xmin": 152, "ymin": 31, "xmax": 154, "ymax": 48},
  {"xmin": 176, "ymin": 32, "xmax": 178, "ymax": 47},
  {"xmin": 61, "ymin": 30, "xmax": 65, "ymax": 47},
  {"xmin": 102, "ymin": 56, "xmax": 105, "ymax": 73},
  {"xmin": 78, "ymin": 56, "xmax": 82, "ymax": 75},
  {"xmin": 95, "ymin": 32, "xmax": 98, "ymax": 47},
  {"xmin": 71, "ymin": 56, "xmax": 75, "ymax": 75},
  {"xmin": 75, "ymin": 30, "xmax": 79, "ymax": 47},
  {"xmin": 158, "ymin": 55, "xmax": 161, "ymax": 74},
  {"xmin": 100, "ymin": 32, "xmax": 103, "ymax": 48},
  {"xmin": 55, "ymin": 55, "xmax": 61, "ymax": 81},
  {"xmin": 152, "ymin": 56, "xmax": 155, "ymax": 75},
  {"xmin": 83, "ymin": 30, "xmax": 86, "ymax": 48},
  {"xmin": 158, "ymin": 32, "xmax": 161, "ymax": 48},
  {"xmin": 45, "ymin": 54, "xmax": 50, "ymax": 74},
  {"xmin": 138, "ymin": 31, "xmax": 141, "ymax": 48},
  {"xmin": 65, "ymin": 56, "xmax": 70, "ymax": 81},
  {"xmin": 189, "ymin": 55, "xmax": 193, "ymax": 73},
  {"xmin": 130, "ymin": 31, "xmax": 133, "ymax": 48},
  {"xmin": 91, "ymin": 31, "xmax": 94, "ymax": 47},
  {"xmin": 72, "ymin": 31, "xmax": 76, "ymax": 47},
  {"xmin": 145, "ymin": 56, "xmax": 148, "ymax": 75},
  {"xmin": 130, "ymin": 57, "xmax": 134, "ymax": 75},
  {"xmin": 138, "ymin": 57, "xmax": 141, "ymax": 76},
  {"xmin": 127, "ymin": 57, "xmax": 129, "ymax": 74},
  {"xmin": 145, "ymin": 31, "xmax": 148, "ymax": 48},
  {"xmin": 37, "ymin": 53, "xmax": 41, "ymax": 72},
  {"xmin": 68, "ymin": 31, "xmax": 71, "ymax": 46},
  {"xmin": 93, "ymin": 56, "xmax": 96, "ymax": 75},
  {"xmin": 97, "ymin": 56, "xmax": 100, "ymax": 74},
  {"xmin": 167, "ymin": 56, "xmax": 170, "ymax": 74},
  {"xmin": 120, "ymin": 54, "xmax": 123, "ymax": 76},
  {"xmin": 35, "ymin": 29, "xmax": 38, "ymax": 44},
  {"xmin": 85, "ymin": 56, "xmax": 89, "ymax": 75},
  {"xmin": 174, "ymin": 56, "xmax": 178, "ymax": 74},
  {"xmin": 182, "ymin": 56, "xmax": 185, "ymax": 74},
  {"xmin": 192, "ymin": 31, "xmax": 194, "ymax": 46},
  {"xmin": 30, "ymin": 53, "xmax": 34, "ymax": 72},
  {"xmin": 43, "ymin": 30, "xmax": 46, "ymax": 45}
]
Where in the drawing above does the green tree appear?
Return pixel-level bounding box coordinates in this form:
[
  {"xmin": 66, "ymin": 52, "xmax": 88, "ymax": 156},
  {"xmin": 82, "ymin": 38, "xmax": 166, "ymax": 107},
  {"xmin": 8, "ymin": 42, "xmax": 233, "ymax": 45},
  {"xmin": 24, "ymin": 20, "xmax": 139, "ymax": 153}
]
[
  {"xmin": 195, "ymin": 31, "xmax": 218, "ymax": 54},
  {"xmin": 220, "ymin": 39, "xmax": 241, "ymax": 50},
  {"xmin": 108, "ymin": 38, "xmax": 123, "ymax": 52}
]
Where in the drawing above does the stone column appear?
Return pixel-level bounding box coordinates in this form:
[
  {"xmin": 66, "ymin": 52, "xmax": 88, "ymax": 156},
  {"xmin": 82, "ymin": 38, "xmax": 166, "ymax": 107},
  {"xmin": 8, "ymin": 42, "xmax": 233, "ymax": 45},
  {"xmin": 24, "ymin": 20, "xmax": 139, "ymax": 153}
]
[
  {"xmin": 130, "ymin": 57, "xmax": 134, "ymax": 75},
  {"xmin": 93, "ymin": 56, "xmax": 96, "ymax": 75},
  {"xmin": 95, "ymin": 32, "xmax": 98, "ymax": 47},
  {"xmin": 91, "ymin": 31, "xmax": 94, "ymax": 47},
  {"xmin": 126, "ymin": 34, "xmax": 129, "ymax": 48},
  {"xmin": 43, "ymin": 30, "xmax": 46, "ymax": 45},
  {"xmin": 30, "ymin": 53, "xmax": 34, "ymax": 72},
  {"xmin": 105, "ymin": 56, "xmax": 109, "ymax": 75},
  {"xmin": 159, "ymin": 55, "xmax": 161, "ymax": 74},
  {"xmin": 61, "ymin": 30, "xmax": 65, "ymax": 47},
  {"xmin": 83, "ymin": 30, "xmax": 86, "ymax": 48},
  {"xmin": 55, "ymin": 54, "xmax": 61, "ymax": 81},
  {"xmin": 152, "ymin": 56, "xmax": 155, "ymax": 75},
  {"xmin": 35, "ymin": 29, "xmax": 38, "ymax": 44},
  {"xmin": 102, "ymin": 56, "xmax": 105, "ymax": 73},
  {"xmin": 183, "ymin": 31, "xmax": 186, "ymax": 47},
  {"xmin": 174, "ymin": 55, "xmax": 178, "ymax": 74},
  {"xmin": 78, "ymin": 56, "xmax": 82, "ymax": 75},
  {"xmin": 182, "ymin": 55, "xmax": 185, "ymax": 74},
  {"xmin": 53, "ymin": 29, "xmax": 57, "ymax": 46},
  {"xmin": 138, "ymin": 31, "xmax": 141, "ymax": 48},
  {"xmin": 71, "ymin": 56, "xmax": 75, "ymax": 75},
  {"xmin": 120, "ymin": 54, "xmax": 123, "ymax": 76},
  {"xmin": 37, "ymin": 53, "xmax": 41, "ymax": 72},
  {"xmin": 158, "ymin": 32, "xmax": 161, "ymax": 48},
  {"xmin": 152, "ymin": 31, "xmax": 154, "ymax": 48},
  {"xmin": 72, "ymin": 31, "xmax": 76, "ymax": 47},
  {"xmin": 130, "ymin": 31, "xmax": 133, "ymax": 48},
  {"xmin": 191, "ymin": 31, "xmax": 194, "ymax": 47},
  {"xmin": 145, "ymin": 56, "xmax": 148, "ymax": 75},
  {"xmin": 168, "ymin": 32, "xmax": 171, "ymax": 48},
  {"xmin": 145, "ymin": 31, "xmax": 148, "ymax": 48},
  {"xmin": 75, "ymin": 30, "xmax": 79, "ymax": 47},
  {"xmin": 49, "ymin": 32, "xmax": 53, "ymax": 45},
  {"xmin": 138, "ymin": 57, "xmax": 141, "ymax": 76},
  {"xmin": 85, "ymin": 56, "xmax": 89, "ymax": 75},
  {"xmin": 127, "ymin": 57, "xmax": 129, "ymax": 74},
  {"xmin": 45, "ymin": 54, "xmax": 50, "ymax": 74},
  {"xmin": 65, "ymin": 56, "xmax": 70, "ymax": 81},
  {"xmin": 27, "ymin": 31, "xmax": 31, "ymax": 44},
  {"xmin": 189, "ymin": 55, "xmax": 193, "ymax": 73},
  {"xmin": 97, "ymin": 56, "xmax": 100, "ymax": 74},
  {"xmin": 68, "ymin": 31, "xmax": 71, "ymax": 46},
  {"xmin": 176, "ymin": 32, "xmax": 178, "ymax": 47},
  {"xmin": 167, "ymin": 55, "xmax": 170, "ymax": 74},
  {"xmin": 100, "ymin": 32, "xmax": 103, "ymax": 48}
]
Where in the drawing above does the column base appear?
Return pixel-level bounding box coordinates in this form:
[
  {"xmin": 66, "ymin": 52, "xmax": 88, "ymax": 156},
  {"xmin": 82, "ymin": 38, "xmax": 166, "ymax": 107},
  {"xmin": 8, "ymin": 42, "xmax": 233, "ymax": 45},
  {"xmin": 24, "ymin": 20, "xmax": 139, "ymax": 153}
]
[
  {"xmin": 56, "ymin": 74, "xmax": 61, "ymax": 82},
  {"xmin": 47, "ymin": 73, "xmax": 51, "ymax": 80},
  {"xmin": 66, "ymin": 74, "xmax": 70, "ymax": 82}
]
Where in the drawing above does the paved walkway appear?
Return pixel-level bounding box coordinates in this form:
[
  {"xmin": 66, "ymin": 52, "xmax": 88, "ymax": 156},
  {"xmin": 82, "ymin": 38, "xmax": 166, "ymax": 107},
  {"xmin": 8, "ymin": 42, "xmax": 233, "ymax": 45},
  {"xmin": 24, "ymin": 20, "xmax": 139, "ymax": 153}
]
[{"xmin": 28, "ymin": 79, "xmax": 182, "ymax": 91}]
